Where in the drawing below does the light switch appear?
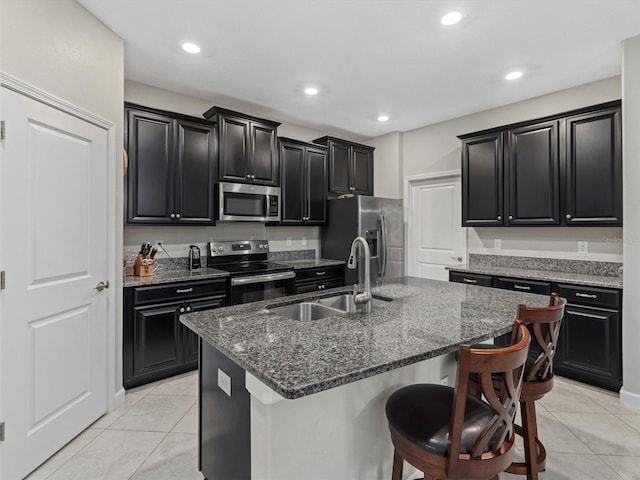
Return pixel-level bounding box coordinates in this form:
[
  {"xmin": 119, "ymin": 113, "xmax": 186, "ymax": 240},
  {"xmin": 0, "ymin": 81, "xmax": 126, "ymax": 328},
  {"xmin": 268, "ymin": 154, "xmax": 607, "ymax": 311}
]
[{"xmin": 218, "ymin": 368, "xmax": 232, "ymax": 397}]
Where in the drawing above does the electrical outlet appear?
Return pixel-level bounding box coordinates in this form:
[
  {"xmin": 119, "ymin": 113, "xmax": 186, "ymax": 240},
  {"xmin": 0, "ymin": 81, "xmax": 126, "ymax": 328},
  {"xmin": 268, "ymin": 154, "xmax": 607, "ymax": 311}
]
[
  {"xmin": 155, "ymin": 240, "xmax": 163, "ymax": 247},
  {"xmin": 218, "ymin": 368, "xmax": 231, "ymax": 397},
  {"xmin": 286, "ymin": 237, "xmax": 292, "ymax": 246},
  {"xmin": 301, "ymin": 236, "xmax": 307, "ymax": 246},
  {"xmin": 494, "ymin": 239, "xmax": 502, "ymax": 250},
  {"xmin": 578, "ymin": 241, "xmax": 589, "ymax": 254}
]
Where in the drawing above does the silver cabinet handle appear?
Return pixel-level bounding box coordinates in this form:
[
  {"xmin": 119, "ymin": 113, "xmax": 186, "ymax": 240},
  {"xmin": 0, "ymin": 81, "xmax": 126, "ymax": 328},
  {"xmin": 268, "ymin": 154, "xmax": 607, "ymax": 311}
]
[
  {"xmin": 566, "ymin": 214, "xmax": 572, "ymax": 219},
  {"xmin": 180, "ymin": 307, "xmax": 186, "ymax": 313},
  {"xmin": 497, "ymin": 216, "xmax": 502, "ymax": 220},
  {"xmin": 176, "ymin": 288, "xmax": 193, "ymax": 294},
  {"xmin": 170, "ymin": 213, "xmax": 176, "ymax": 219},
  {"xmin": 316, "ymin": 271, "xmax": 326, "ymax": 276},
  {"xmin": 186, "ymin": 306, "xmax": 192, "ymax": 312},
  {"xmin": 514, "ymin": 285, "xmax": 531, "ymax": 291},
  {"xmin": 576, "ymin": 292, "xmax": 597, "ymax": 299},
  {"xmin": 246, "ymin": 174, "xmax": 251, "ymax": 178},
  {"xmin": 94, "ymin": 281, "xmax": 109, "ymax": 292},
  {"xmin": 509, "ymin": 215, "xmax": 513, "ymax": 220},
  {"xmin": 463, "ymin": 278, "xmax": 477, "ymax": 284},
  {"xmin": 230, "ymin": 271, "xmax": 296, "ymax": 286},
  {"xmin": 176, "ymin": 213, "xmax": 181, "ymax": 219}
]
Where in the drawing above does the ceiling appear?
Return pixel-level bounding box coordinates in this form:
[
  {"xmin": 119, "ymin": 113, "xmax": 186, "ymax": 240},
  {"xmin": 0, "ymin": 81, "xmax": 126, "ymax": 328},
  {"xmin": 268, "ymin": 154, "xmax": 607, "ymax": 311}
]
[{"xmin": 77, "ymin": 0, "xmax": 640, "ymax": 140}]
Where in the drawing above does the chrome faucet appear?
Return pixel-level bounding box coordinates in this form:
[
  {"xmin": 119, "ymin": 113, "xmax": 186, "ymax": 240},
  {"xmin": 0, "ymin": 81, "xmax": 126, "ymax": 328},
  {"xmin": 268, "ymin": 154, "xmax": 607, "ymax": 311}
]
[{"xmin": 347, "ymin": 236, "xmax": 372, "ymax": 313}]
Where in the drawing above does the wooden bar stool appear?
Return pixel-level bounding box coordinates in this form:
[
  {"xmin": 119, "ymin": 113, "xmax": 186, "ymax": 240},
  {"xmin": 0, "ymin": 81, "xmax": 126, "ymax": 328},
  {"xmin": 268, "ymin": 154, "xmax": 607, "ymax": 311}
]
[
  {"xmin": 385, "ymin": 321, "xmax": 531, "ymax": 480},
  {"xmin": 506, "ymin": 292, "xmax": 566, "ymax": 480}
]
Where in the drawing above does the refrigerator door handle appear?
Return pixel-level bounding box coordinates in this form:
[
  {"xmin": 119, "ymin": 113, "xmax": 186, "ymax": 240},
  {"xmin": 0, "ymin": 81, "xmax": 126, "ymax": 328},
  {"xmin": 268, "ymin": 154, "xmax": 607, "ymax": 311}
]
[{"xmin": 379, "ymin": 214, "xmax": 387, "ymax": 278}]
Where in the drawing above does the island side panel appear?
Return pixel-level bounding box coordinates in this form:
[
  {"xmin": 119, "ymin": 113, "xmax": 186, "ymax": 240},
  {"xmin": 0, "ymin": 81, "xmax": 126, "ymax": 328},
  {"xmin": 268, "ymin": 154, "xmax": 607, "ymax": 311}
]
[
  {"xmin": 249, "ymin": 352, "xmax": 458, "ymax": 480},
  {"xmin": 200, "ymin": 339, "xmax": 251, "ymax": 480}
]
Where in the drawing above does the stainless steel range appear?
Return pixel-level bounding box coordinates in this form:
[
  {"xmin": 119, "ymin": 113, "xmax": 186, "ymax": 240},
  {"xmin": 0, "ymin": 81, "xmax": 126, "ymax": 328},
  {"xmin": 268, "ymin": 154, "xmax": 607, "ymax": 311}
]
[{"xmin": 207, "ymin": 240, "xmax": 295, "ymax": 305}]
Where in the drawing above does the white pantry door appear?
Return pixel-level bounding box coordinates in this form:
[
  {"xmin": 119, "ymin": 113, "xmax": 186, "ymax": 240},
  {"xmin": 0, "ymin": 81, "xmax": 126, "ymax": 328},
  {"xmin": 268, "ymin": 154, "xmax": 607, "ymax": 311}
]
[
  {"xmin": 407, "ymin": 174, "xmax": 467, "ymax": 280},
  {"xmin": 0, "ymin": 86, "xmax": 109, "ymax": 479}
]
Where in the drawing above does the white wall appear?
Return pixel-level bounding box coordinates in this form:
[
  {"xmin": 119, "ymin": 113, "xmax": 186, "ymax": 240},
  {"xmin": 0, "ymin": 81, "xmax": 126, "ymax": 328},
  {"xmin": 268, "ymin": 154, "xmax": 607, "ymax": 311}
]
[
  {"xmin": 397, "ymin": 76, "xmax": 624, "ymax": 262},
  {"xmin": 124, "ymin": 81, "xmax": 332, "ymax": 258},
  {"xmin": 364, "ymin": 131, "xmax": 402, "ymax": 199},
  {"xmin": 0, "ymin": 0, "xmax": 125, "ymax": 400},
  {"xmin": 621, "ymin": 35, "xmax": 640, "ymax": 408}
]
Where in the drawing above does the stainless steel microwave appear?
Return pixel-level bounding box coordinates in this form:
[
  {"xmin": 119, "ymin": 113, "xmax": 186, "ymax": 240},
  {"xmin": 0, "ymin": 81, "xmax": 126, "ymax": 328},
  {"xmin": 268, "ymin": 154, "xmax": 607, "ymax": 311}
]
[{"xmin": 218, "ymin": 182, "xmax": 281, "ymax": 222}]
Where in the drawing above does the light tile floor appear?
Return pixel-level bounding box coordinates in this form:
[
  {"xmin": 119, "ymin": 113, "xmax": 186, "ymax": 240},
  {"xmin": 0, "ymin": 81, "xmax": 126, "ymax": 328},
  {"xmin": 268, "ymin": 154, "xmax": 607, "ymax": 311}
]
[{"xmin": 25, "ymin": 373, "xmax": 640, "ymax": 480}]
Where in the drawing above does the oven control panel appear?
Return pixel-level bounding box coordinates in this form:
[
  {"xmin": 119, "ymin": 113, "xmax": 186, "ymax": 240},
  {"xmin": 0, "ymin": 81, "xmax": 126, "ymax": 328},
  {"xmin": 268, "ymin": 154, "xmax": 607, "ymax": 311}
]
[{"xmin": 208, "ymin": 240, "xmax": 270, "ymax": 257}]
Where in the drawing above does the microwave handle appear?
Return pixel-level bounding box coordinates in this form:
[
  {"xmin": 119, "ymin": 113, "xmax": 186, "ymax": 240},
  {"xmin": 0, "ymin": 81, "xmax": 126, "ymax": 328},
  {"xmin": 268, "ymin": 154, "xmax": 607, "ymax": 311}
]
[{"xmin": 265, "ymin": 194, "xmax": 269, "ymax": 216}]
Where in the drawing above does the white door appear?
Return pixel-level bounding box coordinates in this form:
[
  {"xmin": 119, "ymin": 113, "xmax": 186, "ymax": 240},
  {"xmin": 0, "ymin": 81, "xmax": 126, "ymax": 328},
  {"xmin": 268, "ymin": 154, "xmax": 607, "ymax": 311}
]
[
  {"xmin": 407, "ymin": 174, "xmax": 467, "ymax": 281},
  {"xmin": 0, "ymin": 86, "xmax": 109, "ymax": 479}
]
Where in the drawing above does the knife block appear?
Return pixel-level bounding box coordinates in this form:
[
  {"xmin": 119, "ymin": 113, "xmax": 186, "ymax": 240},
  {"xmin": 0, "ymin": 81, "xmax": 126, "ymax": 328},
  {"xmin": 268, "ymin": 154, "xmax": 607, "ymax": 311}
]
[{"xmin": 134, "ymin": 254, "xmax": 154, "ymax": 277}]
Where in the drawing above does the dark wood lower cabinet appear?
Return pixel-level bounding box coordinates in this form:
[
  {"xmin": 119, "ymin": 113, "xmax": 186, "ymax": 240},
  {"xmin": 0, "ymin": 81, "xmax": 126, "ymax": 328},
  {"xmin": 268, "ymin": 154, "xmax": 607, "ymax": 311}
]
[
  {"xmin": 124, "ymin": 279, "xmax": 228, "ymax": 389},
  {"xmin": 294, "ymin": 265, "xmax": 344, "ymax": 294},
  {"xmin": 448, "ymin": 271, "xmax": 623, "ymax": 391}
]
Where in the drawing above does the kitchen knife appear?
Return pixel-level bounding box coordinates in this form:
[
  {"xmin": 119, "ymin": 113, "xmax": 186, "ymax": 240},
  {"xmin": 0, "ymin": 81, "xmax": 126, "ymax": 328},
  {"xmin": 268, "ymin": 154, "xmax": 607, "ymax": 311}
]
[{"xmin": 150, "ymin": 247, "xmax": 158, "ymax": 259}]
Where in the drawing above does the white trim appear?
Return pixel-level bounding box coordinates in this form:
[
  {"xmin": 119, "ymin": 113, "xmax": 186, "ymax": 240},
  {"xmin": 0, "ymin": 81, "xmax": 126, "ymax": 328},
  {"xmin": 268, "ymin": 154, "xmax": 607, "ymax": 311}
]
[
  {"xmin": 0, "ymin": 73, "xmax": 113, "ymax": 130},
  {"xmin": 620, "ymin": 387, "xmax": 640, "ymax": 411},
  {"xmin": 1, "ymin": 73, "xmax": 121, "ymax": 414}
]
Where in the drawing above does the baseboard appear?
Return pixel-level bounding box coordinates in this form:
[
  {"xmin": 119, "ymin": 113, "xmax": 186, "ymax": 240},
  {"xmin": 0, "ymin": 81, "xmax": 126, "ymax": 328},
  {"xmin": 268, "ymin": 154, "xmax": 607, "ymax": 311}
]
[
  {"xmin": 111, "ymin": 386, "xmax": 126, "ymax": 411},
  {"xmin": 620, "ymin": 386, "xmax": 640, "ymax": 411}
]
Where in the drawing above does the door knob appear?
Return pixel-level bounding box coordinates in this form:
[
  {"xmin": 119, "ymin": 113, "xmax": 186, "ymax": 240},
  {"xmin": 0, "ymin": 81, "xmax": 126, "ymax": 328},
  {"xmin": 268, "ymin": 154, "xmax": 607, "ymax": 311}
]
[
  {"xmin": 451, "ymin": 256, "xmax": 462, "ymax": 262},
  {"xmin": 94, "ymin": 281, "xmax": 109, "ymax": 292}
]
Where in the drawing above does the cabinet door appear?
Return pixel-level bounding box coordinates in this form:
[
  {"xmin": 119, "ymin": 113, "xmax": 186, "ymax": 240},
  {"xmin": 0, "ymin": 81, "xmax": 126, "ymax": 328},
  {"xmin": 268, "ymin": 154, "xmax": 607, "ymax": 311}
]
[
  {"xmin": 305, "ymin": 146, "xmax": 328, "ymax": 224},
  {"xmin": 461, "ymin": 133, "xmax": 504, "ymax": 226},
  {"xmin": 175, "ymin": 120, "xmax": 217, "ymax": 225},
  {"xmin": 126, "ymin": 109, "xmax": 175, "ymax": 224},
  {"xmin": 328, "ymin": 140, "xmax": 351, "ymax": 195},
  {"xmin": 279, "ymin": 141, "xmax": 305, "ymax": 225},
  {"xmin": 131, "ymin": 301, "xmax": 184, "ymax": 384},
  {"xmin": 506, "ymin": 121, "xmax": 559, "ymax": 225},
  {"xmin": 250, "ymin": 122, "xmax": 279, "ymax": 185},
  {"xmin": 351, "ymin": 145, "xmax": 374, "ymax": 195},
  {"xmin": 565, "ymin": 107, "xmax": 622, "ymax": 225},
  {"xmin": 556, "ymin": 304, "xmax": 621, "ymax": 391},
  {"xmin": 218, "ymin": 115, "xmax": 250, "ymax": 183}
]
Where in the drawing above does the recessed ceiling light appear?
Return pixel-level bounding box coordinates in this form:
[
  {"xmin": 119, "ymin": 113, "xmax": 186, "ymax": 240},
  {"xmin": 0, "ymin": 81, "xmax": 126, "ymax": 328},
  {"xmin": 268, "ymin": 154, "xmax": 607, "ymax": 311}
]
[
  {"xmin": 505, "ymin": 71, "xmax": 523, "ymax": 80},
  {"xmin": 304, "ymin": 87, "xmax": 319, "ymax": 96},
  {"xmin": 181, "ymin": 42, "xmax": 201, "ymax": 54},
  {"xmin": 377, "ymin": 115, "xmax": 390, "ymax": 122},
  {"xmin": 441, "ymin": 11, "xmax": 462, "ymax": 26}
]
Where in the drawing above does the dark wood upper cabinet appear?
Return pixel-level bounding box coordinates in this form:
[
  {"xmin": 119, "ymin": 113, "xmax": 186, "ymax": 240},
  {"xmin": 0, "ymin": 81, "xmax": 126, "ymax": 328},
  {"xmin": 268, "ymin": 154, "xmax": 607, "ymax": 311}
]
[
  {"xmin": 565, "ymin": 106, "xmax": 622, "ymax": 225},
  {"xmin": 125, "ymin": 104, "xmax": 216, "ymax": 225},
  {"xmin": 459, "ymin": 100, "xmax": 622, "ymax": 227},
  {"xmin": 506, "ymin": 121, "xmax": 560, "ymax": 225},
  {"xmin": 461, "ymin": 132, "xmax": 504, "ymax": 226},
  {"xmin": 279, "ymin": 138, "xmax": 328, "ymax": 225},
  {"xmin": 313, "ymin": 136, "xmax": 374, "ymax": 196},
  {"xmin": 204, "ymin": 106, "xmax": 280, "ymax": 186}
]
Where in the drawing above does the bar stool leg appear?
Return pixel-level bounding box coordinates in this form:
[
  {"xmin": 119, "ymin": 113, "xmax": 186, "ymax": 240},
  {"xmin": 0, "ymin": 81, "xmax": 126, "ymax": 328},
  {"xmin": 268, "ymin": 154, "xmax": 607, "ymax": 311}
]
[
  {"xmin": 391, "ymin": 449, "xmax": 403, "ymax": 480},
  {"xmin": 522, "ymin": 400, "xmax": 540, "ymax": 480}
]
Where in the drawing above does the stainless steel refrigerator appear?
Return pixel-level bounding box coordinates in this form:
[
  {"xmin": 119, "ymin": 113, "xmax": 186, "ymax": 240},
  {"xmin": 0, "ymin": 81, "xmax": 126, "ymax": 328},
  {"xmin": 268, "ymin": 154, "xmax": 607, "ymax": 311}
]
[{"xmin": 321, "ymin": 196, "xmax": 404, "ymax": 286}]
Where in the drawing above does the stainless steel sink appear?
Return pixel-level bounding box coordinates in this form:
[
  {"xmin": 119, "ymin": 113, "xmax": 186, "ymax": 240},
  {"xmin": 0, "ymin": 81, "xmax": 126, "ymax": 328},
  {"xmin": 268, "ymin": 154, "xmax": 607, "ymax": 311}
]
[
  {"xmin": 315, "ymin": 293, "xmax": 387, "ymax": 313},
  {"xmin": 267, "ymin": 302, "xmax": 344, "ymax": 321}
]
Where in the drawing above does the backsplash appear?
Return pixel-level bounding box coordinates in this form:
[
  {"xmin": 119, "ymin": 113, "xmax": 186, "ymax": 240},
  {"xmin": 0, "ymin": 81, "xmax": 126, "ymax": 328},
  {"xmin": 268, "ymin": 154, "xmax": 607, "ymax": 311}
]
[
  {"xmin": 469, "ymin": 254, "xmax": 623, "ymax": 277},
  {"xmin": 269, "ymin": 250, "xmax": 316, "ymax": 261}
]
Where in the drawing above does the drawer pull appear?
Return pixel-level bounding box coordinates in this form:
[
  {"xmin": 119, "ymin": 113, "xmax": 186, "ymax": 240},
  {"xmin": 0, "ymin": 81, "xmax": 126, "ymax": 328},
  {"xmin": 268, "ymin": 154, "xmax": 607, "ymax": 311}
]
[
  {"xmin": 576, "ymin": 292, "xmax": 597, "ymax": 299},
  {"xmin": 514, "ymin": 285, "xmax": 531, "ymax": 291},
  {"xmin": 176, "ymin": 288, "xmax": 194, "ymax": 294},
  {"xmin": 463, "ymin": 278, "xmax": 477, "ymax": 284},
  {"xmin": 315, "ymin": 271, "xmax": 326, "ymax": 276}
]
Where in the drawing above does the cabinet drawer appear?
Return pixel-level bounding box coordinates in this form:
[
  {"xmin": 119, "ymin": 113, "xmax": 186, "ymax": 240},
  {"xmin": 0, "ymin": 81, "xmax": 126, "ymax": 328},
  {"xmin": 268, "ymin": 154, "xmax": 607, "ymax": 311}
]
[
  {"xmin": 496, "ymin": 277, "xmax": 551, "ymax": 295},
  {"xmin": 295, "ymin": 277, "xmax": 344, "ymax": 294},
  {"xmin": 294, "ymin": 265, "xmax": 344, "ymax": 282},
  {"xmin": 555, "ymin": 283, "xmax": 621, "ymax": 308},
  {"xmin": 449, "ymin": 271, "xmax": 494, "ymax": 287},
  {"xmin": 134, "ymin": 278, "xmax": 228, "ymax": 305}
]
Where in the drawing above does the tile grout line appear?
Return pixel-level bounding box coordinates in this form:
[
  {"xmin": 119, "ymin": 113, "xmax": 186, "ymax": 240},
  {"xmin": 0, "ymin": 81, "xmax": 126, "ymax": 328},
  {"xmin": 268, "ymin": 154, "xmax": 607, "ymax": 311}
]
[
  {"xmin": 126, "ymin": 431, "xmax": 170, "ymax": 480},
  {"xmin": 40, "ymin": 428, "xmax": 107, "ymax": 480}
]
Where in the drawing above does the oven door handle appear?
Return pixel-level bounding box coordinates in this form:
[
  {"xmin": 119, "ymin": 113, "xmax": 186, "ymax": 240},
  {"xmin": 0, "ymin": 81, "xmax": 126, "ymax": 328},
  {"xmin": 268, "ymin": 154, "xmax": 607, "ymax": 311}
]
[{"xmin": 230, "ymin": 271, "xmax": 296, "ymax": 286}]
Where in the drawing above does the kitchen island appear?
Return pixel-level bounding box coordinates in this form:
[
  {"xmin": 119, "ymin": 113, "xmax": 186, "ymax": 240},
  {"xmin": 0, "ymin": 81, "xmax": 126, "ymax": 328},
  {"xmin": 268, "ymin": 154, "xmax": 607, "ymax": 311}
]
[{"xmin": 181, "ymin": 276, "xmax": 550, "ymax": 480}]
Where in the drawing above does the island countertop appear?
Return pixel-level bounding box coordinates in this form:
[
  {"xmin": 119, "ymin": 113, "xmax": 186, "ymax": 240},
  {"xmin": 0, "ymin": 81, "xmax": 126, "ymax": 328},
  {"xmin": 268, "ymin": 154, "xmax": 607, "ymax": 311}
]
[{"xmin": 180, "ymin": 276, "xmax": 549, "ymax": 400}]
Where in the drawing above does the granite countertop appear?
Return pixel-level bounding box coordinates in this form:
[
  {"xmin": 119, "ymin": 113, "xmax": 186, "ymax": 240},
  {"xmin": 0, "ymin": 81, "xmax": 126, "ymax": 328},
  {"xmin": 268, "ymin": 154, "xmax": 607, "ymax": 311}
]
[
  {"xmin": 123, "ymin": 267, "xmax": 229, "ymax": 287},
  {"xmin": 447, "ymin": 264, "xmax": 623, "ymax": 289},
  {"xmin": 277, "ymin": 258, "xmax": 345, "ymax": 269},
  {"xmin": 180, "ymin": 276, "xmax": 549, "ymax": 400}
]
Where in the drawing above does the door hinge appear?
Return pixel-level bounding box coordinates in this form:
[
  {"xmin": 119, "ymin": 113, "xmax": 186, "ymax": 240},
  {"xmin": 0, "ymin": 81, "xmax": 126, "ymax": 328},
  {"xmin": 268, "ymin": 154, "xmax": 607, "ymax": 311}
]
[
  {"xmin": 0, "ymin": 422, "xmax": 5, "ymax": 442},
  {"xmin": 0, "ymin": 271, "xmax": 5, "ymax": 290},
  {"xmin": 1, "ymin": 121, "xmax": 5, "ymax": 141}
]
